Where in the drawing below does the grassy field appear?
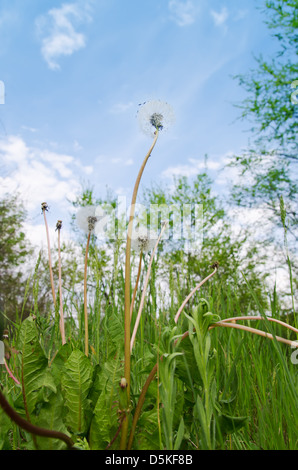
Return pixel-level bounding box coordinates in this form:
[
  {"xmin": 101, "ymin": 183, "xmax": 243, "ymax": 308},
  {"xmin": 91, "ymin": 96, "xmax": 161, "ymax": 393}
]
[
  {"xmin": 0, "ymin": 229, "xmax": 297, "ymax": 451},
  {"xmin": 0, "ymin": 125, "xmax": 297, "ymax": 451}
]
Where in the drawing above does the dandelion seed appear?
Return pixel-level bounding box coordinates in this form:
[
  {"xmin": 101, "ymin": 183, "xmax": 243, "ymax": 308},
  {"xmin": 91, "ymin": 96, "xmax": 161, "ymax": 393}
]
[{"xmin": 137, "ymin": 100, "xmax": 175, "ymax": 137}]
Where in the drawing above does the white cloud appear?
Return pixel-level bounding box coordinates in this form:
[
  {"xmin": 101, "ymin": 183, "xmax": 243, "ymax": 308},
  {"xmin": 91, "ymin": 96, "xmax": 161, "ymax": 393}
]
[
  {"xmin": 36, "ymin": 2, "xmax": 92, "ymax": 70},
  {"xmin": 210, "ymin": 7, "xmax": 229, "ymax": 27},
  {"xmin": 162, "ymin": 157, "xmax": 221, "ymax": 179},
  {"xmin": 168, "ymin": 0, "xmax": 198, "ymax": 27},
  {"xmin": 0, "ymin": 135, "xmax": 91, "ymax": 213}
]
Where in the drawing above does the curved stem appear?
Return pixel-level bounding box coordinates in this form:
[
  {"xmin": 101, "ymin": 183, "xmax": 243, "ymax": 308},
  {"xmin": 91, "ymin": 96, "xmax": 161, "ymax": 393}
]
[
  {"xmin": 209, "ymin": 316, "xmax": 298, "ymax": 334},
  {"xmin": 127, "ymin": 363, "xmax": 158, "ymax": 450},
  {"xmin": 210, "ymin": 321, "xmax": 298, "ymax": 347},
  {"xmin": 43, "ymin": 209, "xmax": 56, "ymax": 307},
  {"xmin": 130, "ymin": 250, "xmax": 143, "ymax": 321},
  {"xmin": 120, "ymin": 130, "xmax": 159, "ymax": 450},
  {"xmin": 84, "ymin": 232, "xmax": 91, "ymax": 357},
  {"xmin": 0, "ymin": 390, "xmax": 75, "ymax": 449},
  {"xmin": 174, "ymin": 265, "xmax": 218, "ymax": 323},
  {"xmin": 57, "ymin": 227, "xmax": 66, "ymax": 345}
]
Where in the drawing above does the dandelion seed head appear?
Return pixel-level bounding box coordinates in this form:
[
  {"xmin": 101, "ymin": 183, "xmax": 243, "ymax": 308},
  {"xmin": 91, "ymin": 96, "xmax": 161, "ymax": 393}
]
[
  {"xmin": 76, "ymin": 206, "xmax": 99, "ymax": 234},
  {"xmin": 137, "ymin": 100, "xmax": 175, "ymax": 137},
  {"xmin": 131, "ymin": 226, "xmax": 158, "ymax": 253}
]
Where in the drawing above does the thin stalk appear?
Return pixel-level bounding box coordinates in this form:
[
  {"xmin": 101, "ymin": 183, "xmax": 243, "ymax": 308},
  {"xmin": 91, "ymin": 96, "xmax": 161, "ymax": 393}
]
[
  {"xmin": 84, "ymin": 232, "xmax": 91, "ymax": 357},
  {"xmin": 174, "ymin": 264, "xmax": 219, "ymax": 324},
  {"xmin": 57, "ymin": 222, "xmax": 66, "ymax": 345},
  {"xmin": 130, "ymin": 222, "xmax": 167, "ymax": 353},
  {"xmin": 42, "ymin": 206, "xmax": 56, "ymax": 307},
  {"xmin": 211, "ymin": 315, "xmax": 298, "ymax": 334},
  {"xmin": 127, "ymin": 363, "xmax": 158, "ymax": 450},
  {"xmin": 280, "ymin": 195, "xmax": 296, "ymax": 327},
  {"xmin": 120, "ymin": 129, "xmax": 159, "ymax": 450},
  {"xmin": 210, "ymin": 321, "xmax": 297, "ymax": 347},
  {"xmin": 3, "ymin": 358, "xmax": 20, "ymax": 385},
  {"xmin": 130, "ymin": 250, "xmax": 143, "ymax": 320}
]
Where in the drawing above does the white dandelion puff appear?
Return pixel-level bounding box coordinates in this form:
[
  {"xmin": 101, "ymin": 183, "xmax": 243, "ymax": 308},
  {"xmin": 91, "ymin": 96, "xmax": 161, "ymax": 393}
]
[
  {"xmin": 137, "ymin": 100, "xmax": 175, "ymax": 137},
  {"xmin": 130, "ymin": 226, "xmax": 159, "ymax": 253},
  {"xmin": 76, "ymin": 206, "xmax": 99, "ymax": 234}
]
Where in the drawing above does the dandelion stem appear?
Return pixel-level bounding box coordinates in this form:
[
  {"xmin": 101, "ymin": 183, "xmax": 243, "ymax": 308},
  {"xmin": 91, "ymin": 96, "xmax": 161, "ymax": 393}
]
[
  {"xmin": 174, "ymin": 264, "xmax": 219, "ymax": 324},
  {"xmin": 84, "ymin": 232, "xmax": 91, "ymax": 357},
  {"xmin": 42, "ymin": 206, "xmax": 56, "ymax": 307},
  {"xmin": 127, "ymin": 363, "xmax": 158, "ymax": 450},
  {"xmin": 130, "ymin": 222, "xmax": 167, "ymax": 353},
  {"xmin": 130, "ymin": 250, "xmax": 143, "ymax": 320},
  {"xmin": 209, "ymin": 315, "xmax": 298, "ymax": 334},
  {"xmin": 120, "ymin": 129, "xmax": 159, "ymax": 450},
  {"xmin": 209, "ymin": 321, "xmax": 297, "ymax": 347},
  {"xmin": 57, "ymin": 223, "xmax": 66, "ymax": 345}
]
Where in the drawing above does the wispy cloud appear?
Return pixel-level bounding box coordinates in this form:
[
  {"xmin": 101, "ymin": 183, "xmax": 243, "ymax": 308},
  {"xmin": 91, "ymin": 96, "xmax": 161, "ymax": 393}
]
[
  {"xmin": 36, "ymin": 2, "xmax": 92, "ymax": 70},
  {"xmin": 109, "ymin": 101, "xmax": 134, "ymax": 114},
  {"xmin": 168, "ymin": 0, "xmax": 198, "ymax": 27},
  {"xmin": 162, "ymin": 157, "xmax": 221, "ymax": 179},
  {"xmin": 210, "ymin": 6, "xmax": 229, "ymax": 27}
]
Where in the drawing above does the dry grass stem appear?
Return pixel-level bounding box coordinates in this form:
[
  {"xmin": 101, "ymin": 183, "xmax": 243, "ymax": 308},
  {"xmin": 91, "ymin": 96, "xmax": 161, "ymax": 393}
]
[{"xmin": 174, "ymin": 264, "xmax": 219, "ymax": 324}]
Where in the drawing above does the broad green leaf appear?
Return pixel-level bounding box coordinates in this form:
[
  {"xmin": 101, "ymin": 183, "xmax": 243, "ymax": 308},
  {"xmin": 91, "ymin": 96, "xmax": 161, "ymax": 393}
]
[
  {"xmin": 89, "ymin": 392, "xmax": 114, "ymax": 450},
  {"xmin": 134, "ymin": 408, "xmax": 160, "ymax": 450},
  {"xmin": 0, "ymin": 403, "xmax": 13, "ymax": 450},
  {"xmin": 17, "ymin": 317, "xmax": 56, "ymax": 415},
  {"xmin": 34, "ymin": 391, "xmax": 71, "ymax": 450},
  {"xmin": 50, "ymin": 342, "xmax": 73, "ymax": 384},
  {"xmin": 61, "ymin": 349, "xmax": 93, "ymax": 434}
]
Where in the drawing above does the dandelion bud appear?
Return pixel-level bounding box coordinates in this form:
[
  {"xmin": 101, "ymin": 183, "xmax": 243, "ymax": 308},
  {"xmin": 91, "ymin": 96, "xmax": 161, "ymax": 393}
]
[{"xmin": 120, "ymin": 377, "xmax": 127, "ymax": 389}]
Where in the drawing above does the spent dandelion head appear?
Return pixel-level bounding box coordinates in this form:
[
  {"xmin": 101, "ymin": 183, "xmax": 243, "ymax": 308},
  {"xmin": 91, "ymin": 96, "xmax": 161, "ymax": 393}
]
[
  {"xmin": 137, "ymin": 100, "xmax": 175, "ymax": 137},
  {"xmin": 56, "ymin": 220, "xmax": 63, "ymax": 231},
  {"xmin": 41, "ymin": 202, "xmax": 49, "ymax": 213},
  {"xmin": 76, "ymin": 206, "xmax": 99, "ymax": 234}
]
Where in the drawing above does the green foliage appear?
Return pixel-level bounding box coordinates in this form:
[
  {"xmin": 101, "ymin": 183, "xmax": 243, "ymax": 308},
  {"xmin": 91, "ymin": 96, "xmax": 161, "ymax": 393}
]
[
  {"xmin": 61, "ymin": 349, "xmax": 94, "ymax": 434},
  {"xmin": 0, "ymin": 193, "xmax": 33, "ymax": 321},
  {"xmin": 234, "ymin": 0, "xmax": 298, "ymax": 152},
  {"xmin": 230, "ymin": 0, "xmax": 298, "ymax": 247}
]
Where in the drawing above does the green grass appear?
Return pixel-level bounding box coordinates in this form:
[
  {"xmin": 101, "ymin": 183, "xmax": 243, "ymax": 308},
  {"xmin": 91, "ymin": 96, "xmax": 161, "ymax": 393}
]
[{"xmin": 0, "ymin": 245, "xmax": 297, "ymax": 451}]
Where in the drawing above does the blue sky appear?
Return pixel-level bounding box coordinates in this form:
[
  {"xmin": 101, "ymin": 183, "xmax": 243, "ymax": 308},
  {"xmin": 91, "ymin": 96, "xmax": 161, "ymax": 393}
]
[{"xmin": 0, "ymin": 0, "xmax": 281, "ymax": 246}]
